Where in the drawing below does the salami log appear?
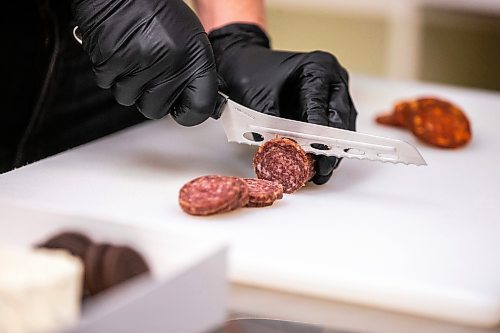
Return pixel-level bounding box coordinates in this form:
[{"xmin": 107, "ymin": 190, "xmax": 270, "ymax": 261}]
[{"xmin": 179, "ymin": 175, "xmax": 249, "ymax": 216}]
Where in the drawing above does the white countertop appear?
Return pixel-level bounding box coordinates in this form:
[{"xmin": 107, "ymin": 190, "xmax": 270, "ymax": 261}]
[{"xmin": 1, "ymin": 75, "xmax": 499, "ymax": 327}]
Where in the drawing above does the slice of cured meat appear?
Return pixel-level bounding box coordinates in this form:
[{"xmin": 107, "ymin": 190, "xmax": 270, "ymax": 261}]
[
  {"xmin": 306, "ymin": 154, "xmax": 316, "ymax": 182},
  {"xmin": 179, "ymin": 175, "xmax": 249, "ymax": 216},
  {"xmin": 243, "ymin": 178, "xmax": 283, "ymax": 207},
  {"xmin": 219, "ymin": 177, "xmax": 250, "ymax": 213},
  {"xmin": 375, "ymin": 97, "xmax": 472, "ymax": 148},
  {"xmin": 408, "ymin": 98, "xmax": 472, "ymax": 148},
  {"xmin": 253, "ymin": 137, "xmax": 314, "ymax": 194},
  {"xmin": 375, "ymin": 100, "xmax": 412, "ymax": 128}
]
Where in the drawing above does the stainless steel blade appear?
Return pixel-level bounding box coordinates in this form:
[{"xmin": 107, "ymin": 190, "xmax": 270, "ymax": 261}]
[{"xmin": 218, "ymin": 96, "xmax": 426, "ymax": 166}]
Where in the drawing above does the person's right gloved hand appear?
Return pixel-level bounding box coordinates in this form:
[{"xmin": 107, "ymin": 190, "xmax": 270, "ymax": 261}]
[
  {"xmin": 72, "ymin": 0, "xmax": 218, "ymax": 125},
  {"xmin": 209, "ymin": 24, "xmax": 357, "ymax": 185}
]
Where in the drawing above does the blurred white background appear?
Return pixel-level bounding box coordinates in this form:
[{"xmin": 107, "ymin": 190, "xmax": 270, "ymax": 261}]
[
  {"xmin": 266, "ymin": 0, "xmax": 500, "ymax": 91},
  {"xmin": 184, "ymin": 0, "xmax": 500, "ymax": 90}
]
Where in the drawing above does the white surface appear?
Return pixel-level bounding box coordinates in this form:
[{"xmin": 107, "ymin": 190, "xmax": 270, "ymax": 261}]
[
  {"xmin": 0, "ymin": 203, "xmax": 227, "ymax": 333},
  {"xmin": 0, "ymin": 76, "xmax": 499, "ymax": 327}
]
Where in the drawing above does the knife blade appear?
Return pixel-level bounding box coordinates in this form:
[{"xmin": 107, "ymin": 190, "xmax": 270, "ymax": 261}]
[
  {"xmin": 72, "ymin": 26, "xmax": 425, "ymax": 166},
  {"xmin": 212, "ymin": 92, "xmax": 426, "ymax": 166}
]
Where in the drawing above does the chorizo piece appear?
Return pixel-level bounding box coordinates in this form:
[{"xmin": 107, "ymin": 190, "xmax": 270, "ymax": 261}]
[{"xmin": 376, "ymin": 97, "xmax": 472, "ymax": 148}]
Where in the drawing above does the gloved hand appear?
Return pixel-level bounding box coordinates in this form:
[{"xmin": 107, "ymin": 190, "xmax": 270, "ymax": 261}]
[
  {"xmin": 72, "ymin": 0, "xmax": 217, "ymax": 125},
  {"xmin": 209, "ymin": 24, "xmax": 357, "ymax": 185}
]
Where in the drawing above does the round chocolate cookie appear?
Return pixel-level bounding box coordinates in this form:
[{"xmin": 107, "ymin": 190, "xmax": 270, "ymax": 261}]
[
  {"xmin": 179, "ymin": 175, "xmax": 249, "ymax": 216},
  {"xmin": 84, "ymin": 243, "xmax": 111, "ymax": 296},
  {"xmin": 253, "ymin": 137, "xmax": 313, "ymax": 193},
  {"xmin": 101, "ymin": 245, "xmax": 150, "ymax": 290},
  {"xmin": 37, "ymin": 231, "xmax": 92, "ymax": 261}
]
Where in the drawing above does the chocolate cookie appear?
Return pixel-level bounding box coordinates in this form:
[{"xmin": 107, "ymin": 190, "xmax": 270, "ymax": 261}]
[
  {"xmin": 36, "ymin": 231, "xmax": 151, "ymax": 299},
  {"xmin": 84, "ymin": 243, "xmax": 111, "ymax": 296},
  {"xmin": 37, "ymin": 231, "xmax": 92, "ymax": 261},
  {"xmin": 102, "ymin": 245, "xmax": 151, "ymax": 290}
]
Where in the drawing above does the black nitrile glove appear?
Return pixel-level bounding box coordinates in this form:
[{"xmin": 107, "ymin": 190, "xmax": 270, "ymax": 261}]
[
  {"xmin": 209, "ymin": 24, "xmax": 357, "ymax": 185},
  {"xmin": 72, "ymin": 0, "xmax": 217, "ymax": 125}
]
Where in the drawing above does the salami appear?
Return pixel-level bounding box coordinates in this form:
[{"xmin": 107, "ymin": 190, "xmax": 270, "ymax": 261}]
[
  {"xmin": 376, "ymin": 97, "xmax": 472, "ymax": 148},
  {"xmin": 243, "ymin": 178, "xmax": 283, "ymax": 207},
  {"xmin": 179, "ymin": 175, "xmax": 249, "ymax": 216},
  {"xmin": 306, "ymin": 154, "xmax": 316, "ymax": 182},
  {"xmin": 253, "ymin": 137, "xmax": 314, "ymax": 193}
]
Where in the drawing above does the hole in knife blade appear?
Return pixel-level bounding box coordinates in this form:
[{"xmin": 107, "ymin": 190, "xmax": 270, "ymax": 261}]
[
  {"xmin": 243, "ymin": 132, "xmax": 264, "ymax": 142},
  {"xmin": 311, "ymin": 143, "xmax": 331, "ymax": 151},
  {"xmin": 377, "ymin": 153, "xmax": 398, "ymax": 160},
  {"xmin": 344, "ymin": 148, "xmax": 365, "ymax": 155}
]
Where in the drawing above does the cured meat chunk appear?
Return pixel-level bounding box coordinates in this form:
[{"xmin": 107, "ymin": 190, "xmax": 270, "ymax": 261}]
[
  {"xmin": 179, "ymin": 175, "xmax": 249, "ymax": 216},
  {"xmin": 243, "ymin": 178, "xmax": 283, "ymax": 207},
  {"xmin": 306, "ymin": 154, "xmax": 316, "ymax": 182},
  {"xmin": 375, "ymin": 101, "xmax": 411, "ymax": 128},
  {"xmin": 253, "ymin": 137, "xmax": 314, "ymax": 193},
  {"xmin": 408, "ymin": 98, "xmax": 472, "ymax": 148},
  {"xmin": 376, "ymin": 97, "xmax": 472, "ymax": 148}
]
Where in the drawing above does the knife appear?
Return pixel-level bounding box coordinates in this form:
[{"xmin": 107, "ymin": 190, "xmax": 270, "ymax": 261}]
[
  {"xmin": 73, "ymin": 27, "xmax": 426, "ymax": 166},
  {"xmin": 213, "ymin": 93, "xmax": 426, "ymax": 165}
]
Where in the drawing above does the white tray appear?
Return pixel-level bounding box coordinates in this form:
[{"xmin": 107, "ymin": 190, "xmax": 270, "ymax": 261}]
[{"xmin": 0, "ymin": 202, "xmax": 227, "ymax": 333}]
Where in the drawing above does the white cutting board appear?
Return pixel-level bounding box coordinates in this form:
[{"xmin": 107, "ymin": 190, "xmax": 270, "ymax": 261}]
[{"xmin": 0, "ymin": 76, "xmax": 499, "ymax": 327}]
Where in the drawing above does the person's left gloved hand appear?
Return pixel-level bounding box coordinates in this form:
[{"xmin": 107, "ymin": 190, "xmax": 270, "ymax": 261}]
[{"xmin": 209, "ymin": 24, "xmax": 357, "ymax": 185}]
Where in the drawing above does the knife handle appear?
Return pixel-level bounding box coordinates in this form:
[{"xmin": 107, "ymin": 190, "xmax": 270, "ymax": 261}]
[{"xmin": 211, "ymin": 92, "xmax": 228, "ymax": 120}]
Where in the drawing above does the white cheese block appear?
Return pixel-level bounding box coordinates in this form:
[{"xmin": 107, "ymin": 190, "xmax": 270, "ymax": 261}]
[{"xmin": 0, "ymin": 247, "xmax": 83, "ymax": 333}]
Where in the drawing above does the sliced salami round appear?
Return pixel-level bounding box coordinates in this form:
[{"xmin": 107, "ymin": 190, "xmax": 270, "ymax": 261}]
[
  {"xmin": 243, "ymin": 178, "xmax": 283, "ymax": 207},
  {"xmin": 253, "ymin": 137, "xmax": 314, "ymax": 193},
  {"xmin": 218, "ymin": 177, "xmax": 250, "ymax": 213},
  {"xmin": 179, "ymin": 175, "xmax": 249, "ymax": 216}
]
